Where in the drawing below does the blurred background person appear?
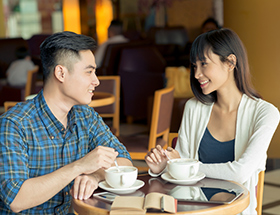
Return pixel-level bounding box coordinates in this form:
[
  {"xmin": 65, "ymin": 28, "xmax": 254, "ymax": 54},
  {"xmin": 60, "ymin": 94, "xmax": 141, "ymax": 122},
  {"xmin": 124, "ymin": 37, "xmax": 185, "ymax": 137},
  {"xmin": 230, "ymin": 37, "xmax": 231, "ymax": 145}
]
[
  {"xmin": 201, "ymin": 17, "xmax": 220, "ymax": 33},
  {"xmin": 94, "ymin": 19, "xmax": 129, "ymax": 68},
  {"xmin": 6, "ymin": 46, "xmax": 35, "ymax": 87}
]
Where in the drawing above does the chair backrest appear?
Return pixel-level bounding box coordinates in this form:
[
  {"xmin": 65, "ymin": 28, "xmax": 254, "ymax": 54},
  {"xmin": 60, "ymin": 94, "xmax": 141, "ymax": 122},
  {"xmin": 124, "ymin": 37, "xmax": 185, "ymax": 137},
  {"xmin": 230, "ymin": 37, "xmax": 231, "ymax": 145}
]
[
  {"xmin": 94, "ymin": 76, "xmax": 120, "ymax": 136},
  {"xmin": 27, "ymin": 34, "xmax": 51, "ymax": 58},
  {"xmin": 25, "ymin": 65, "xmax": 39, "ymax": 98},
  {"xmin": 168, "ymin": 132, "xmax": 264, "ymax": 215},
  {"xmin": 4, "ymin": 101, "xmax": 19, "ymax": 112},
  {"xmin": 256, "ymin": 170, "xmax": 264, "ymax": 215},
  {"xmin": 148, "ymin": 86, "xmax": 174, "ymax": 151}
]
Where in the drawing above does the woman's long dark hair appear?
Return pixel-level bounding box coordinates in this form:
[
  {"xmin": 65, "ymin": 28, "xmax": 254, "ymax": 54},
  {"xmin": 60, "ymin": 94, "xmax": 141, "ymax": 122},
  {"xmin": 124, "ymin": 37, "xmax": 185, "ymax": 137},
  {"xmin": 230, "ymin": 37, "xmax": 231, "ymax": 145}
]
[{"xmin": 190, "ymin": 28, "xmax": 260, "ymax": 104}]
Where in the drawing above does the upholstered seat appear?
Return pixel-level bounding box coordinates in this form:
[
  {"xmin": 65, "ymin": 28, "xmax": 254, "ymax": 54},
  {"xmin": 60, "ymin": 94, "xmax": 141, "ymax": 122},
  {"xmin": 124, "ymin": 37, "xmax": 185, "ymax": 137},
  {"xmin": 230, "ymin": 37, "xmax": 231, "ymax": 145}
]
[
  {"xmin": 0, "ymin": 37, "xmax": 28, "ymax": 79},
  {"xmin": 0, "ymin": 66, "xmax": 39, "ymax": 106},
  {"xmin": 147, "ymin": 26, "xmax": 190, "ymax": 67},
  {"xmin": 96, "ymin": 40, "xmax": 152, "ymax": 76},
  {"xmin": 118, "ymin": 45, "xmax": 166, "ymax": 122}
]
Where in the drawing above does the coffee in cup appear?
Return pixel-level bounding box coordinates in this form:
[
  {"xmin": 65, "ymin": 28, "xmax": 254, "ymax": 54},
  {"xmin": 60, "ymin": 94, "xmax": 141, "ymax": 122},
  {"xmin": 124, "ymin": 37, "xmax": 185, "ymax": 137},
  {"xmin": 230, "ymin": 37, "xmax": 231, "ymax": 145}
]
[
  {"xmin": 105, "ymin": 166, "xmax": 138, "ymax": 188},
  {"xmin": 167, "ymin": 158, "xmax": 199, "ymax": 180}
]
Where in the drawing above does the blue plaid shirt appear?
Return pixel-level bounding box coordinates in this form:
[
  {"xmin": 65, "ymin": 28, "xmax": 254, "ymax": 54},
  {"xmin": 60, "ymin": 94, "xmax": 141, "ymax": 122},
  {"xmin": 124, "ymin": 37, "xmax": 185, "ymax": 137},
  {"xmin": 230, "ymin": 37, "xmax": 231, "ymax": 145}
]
[{"xmin": 0, "ymin": 90, "xmax": 131, "ymax": 214}]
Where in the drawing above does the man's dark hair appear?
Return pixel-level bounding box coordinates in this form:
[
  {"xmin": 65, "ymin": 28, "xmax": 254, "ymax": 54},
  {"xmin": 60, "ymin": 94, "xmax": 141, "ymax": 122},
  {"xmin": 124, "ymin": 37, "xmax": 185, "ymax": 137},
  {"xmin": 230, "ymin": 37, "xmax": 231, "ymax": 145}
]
[
  {"xmin": 202, "ymin": 18, "xmax": 220, "ymax": 29},
  {"xmin": 15, "ymin": 46, "xmax": 30, "ymax": 59},
  {"xmin": 40, "ymin": 31, "xmax": 97, "ymax": 82},
  {"xmin": 108, "ymin": 19, "xmax": 123, "ymax": 35}
]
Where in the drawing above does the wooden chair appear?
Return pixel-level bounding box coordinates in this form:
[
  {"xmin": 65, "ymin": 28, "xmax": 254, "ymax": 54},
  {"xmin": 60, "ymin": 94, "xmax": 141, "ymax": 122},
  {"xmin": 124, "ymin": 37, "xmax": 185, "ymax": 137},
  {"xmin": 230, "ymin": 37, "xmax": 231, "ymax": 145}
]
[
  {"xmin": 256, "ymin": 170, "xmax": 264, "ymax": 215},
  {"xmin": 118, "ymin": 86, "xmax": 174, "ymax": 160},
  {"xmin": 4, "ymin": 101, "xmax": 19, "ymax": 112},
  {"xmin": 25, "ymin": 65, "xmax": 39, "ymax": 98},
  {"xmin": 168, "ymin": 132, "xmax": 265, "ymax": 215},
  {"xmin": 94, "ymin": 76, "xmax": 120, "ymax": 136}
]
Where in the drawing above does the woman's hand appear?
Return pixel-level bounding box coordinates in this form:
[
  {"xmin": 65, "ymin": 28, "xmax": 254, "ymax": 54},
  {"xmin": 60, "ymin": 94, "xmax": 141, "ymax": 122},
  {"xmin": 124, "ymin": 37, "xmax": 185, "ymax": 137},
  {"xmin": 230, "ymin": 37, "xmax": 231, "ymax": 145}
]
[
  {"xmin": 165, "ymin": 147, "xmax": 181, "ymax": 160},
  {"xmin": 145, "ymin": 145, "xmax": 180, "ymax": 174}
]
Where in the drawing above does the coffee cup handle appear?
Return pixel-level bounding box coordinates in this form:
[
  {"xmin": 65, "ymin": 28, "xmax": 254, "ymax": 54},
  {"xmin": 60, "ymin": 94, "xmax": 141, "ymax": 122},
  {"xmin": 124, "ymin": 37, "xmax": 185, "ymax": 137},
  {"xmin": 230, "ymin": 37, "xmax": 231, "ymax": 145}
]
[
  {"xmin": 121, "ymin": 174, "xmax": 127, "ymax": 186},
  {"xmin": 190, "ymin": 166, "xmax": 196, "ymax": 177}
]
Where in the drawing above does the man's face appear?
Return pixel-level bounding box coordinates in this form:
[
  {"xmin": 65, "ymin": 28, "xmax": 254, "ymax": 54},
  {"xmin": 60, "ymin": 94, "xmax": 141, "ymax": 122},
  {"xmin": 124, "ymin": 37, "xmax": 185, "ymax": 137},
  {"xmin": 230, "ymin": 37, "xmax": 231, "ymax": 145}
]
[{"xmin": 63, "ymin": 50, "xmax": 99, "ymax": 106}]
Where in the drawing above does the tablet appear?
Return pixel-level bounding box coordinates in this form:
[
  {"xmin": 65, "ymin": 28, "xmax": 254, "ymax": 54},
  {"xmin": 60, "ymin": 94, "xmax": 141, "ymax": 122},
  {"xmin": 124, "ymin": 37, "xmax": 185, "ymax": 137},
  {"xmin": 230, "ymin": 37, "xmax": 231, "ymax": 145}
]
[{"xmin": 168, "ymin": 186, "xmax": 244, "ymax": 204}]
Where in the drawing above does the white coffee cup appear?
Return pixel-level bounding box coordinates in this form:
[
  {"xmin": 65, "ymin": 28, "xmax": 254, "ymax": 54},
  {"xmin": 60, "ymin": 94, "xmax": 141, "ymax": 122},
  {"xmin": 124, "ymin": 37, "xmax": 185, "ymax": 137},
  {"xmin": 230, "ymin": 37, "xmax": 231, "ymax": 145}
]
[
  {"xmin": 169, "ymin": 186, "xmax": 202, "ymax": 200},
  {"xmin": 167, "ymin": 158, "xmax": 199, "ymax": 180},
  {"xmin": 105, "ymin": 166, "xmax": 138, "ymax": 188}
]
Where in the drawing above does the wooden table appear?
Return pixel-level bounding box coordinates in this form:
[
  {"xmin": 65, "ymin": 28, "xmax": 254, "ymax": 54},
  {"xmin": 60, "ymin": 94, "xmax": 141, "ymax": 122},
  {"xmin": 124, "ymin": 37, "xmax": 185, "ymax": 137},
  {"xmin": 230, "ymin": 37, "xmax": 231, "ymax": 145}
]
[
  {"xmin": 72, "ymin": 174, "xmax": 250, "ymax": 215},
  {"xmin": 89, "ymin": 92, "xmax": 115, "ymax": 108}
]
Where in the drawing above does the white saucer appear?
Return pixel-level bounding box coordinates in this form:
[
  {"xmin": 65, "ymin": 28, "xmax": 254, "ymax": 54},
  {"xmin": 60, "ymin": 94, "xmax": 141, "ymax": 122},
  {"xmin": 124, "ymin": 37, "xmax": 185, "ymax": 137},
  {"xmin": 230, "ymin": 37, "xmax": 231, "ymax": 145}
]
[
  {"xmin": 98, "ymin": 179, "xmax": 145, "ymax": 194},
  {"xmin": 161, "ymin": 172, "xmax": 206, "ymax": 185}
]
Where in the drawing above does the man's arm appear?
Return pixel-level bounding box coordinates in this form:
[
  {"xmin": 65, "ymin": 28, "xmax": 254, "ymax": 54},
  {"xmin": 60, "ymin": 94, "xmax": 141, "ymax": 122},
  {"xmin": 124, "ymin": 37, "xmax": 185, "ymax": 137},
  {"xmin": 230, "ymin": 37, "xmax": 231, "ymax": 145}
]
[
  {"xmin": 71, "ymin": 157, "xmax": 133, "ymax": 200},
  {"xmin": 10, "ymin": 146, "xmax": 118, "ymax": 213}
]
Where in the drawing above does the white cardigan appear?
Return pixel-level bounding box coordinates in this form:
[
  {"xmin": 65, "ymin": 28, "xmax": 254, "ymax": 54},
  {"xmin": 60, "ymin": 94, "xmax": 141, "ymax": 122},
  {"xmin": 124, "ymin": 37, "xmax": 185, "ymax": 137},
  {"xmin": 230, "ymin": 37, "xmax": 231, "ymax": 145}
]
[{"xmin": 176, "ymin": 94, "xmax": 280, "ymax": 214}]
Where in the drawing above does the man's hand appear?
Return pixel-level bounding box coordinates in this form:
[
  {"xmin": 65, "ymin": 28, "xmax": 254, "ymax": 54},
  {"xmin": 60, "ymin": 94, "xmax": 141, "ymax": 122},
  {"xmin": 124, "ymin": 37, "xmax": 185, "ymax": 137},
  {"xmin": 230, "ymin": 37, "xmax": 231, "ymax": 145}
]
[
  {"xmin": 71, "ymin": 146, "xmax": 118, "ymax": 200},
  {"xmin": 78, "ymin": 146, "xmax": 118, "ymax": 175},
  {"xmin": 71, "ymin": 174, "xmax": 99, "ymax": 200}
]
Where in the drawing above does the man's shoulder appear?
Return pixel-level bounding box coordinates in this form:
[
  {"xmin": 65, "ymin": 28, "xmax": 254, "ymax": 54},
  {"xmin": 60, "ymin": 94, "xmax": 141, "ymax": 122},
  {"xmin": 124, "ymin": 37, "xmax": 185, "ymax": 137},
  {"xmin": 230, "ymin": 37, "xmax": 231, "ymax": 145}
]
[
  {"xmin": 0, "ymin": 101, "xmax": 36, "ymax": 123},
  {"xmin": 72, "ymin": 105, "xmax": 96, "ymax": 118}
]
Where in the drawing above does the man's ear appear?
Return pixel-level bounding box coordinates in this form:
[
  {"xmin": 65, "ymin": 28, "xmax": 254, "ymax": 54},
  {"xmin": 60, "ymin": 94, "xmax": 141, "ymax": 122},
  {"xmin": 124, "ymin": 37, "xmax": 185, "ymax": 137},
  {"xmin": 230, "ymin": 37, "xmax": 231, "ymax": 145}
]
[
  {"xmin": 227, "ymin": 54, "xmax": 237, "ymax": 71},
  {"xmin": 54, "ymin": 65, "xmax": 66, "ymax": 82}
]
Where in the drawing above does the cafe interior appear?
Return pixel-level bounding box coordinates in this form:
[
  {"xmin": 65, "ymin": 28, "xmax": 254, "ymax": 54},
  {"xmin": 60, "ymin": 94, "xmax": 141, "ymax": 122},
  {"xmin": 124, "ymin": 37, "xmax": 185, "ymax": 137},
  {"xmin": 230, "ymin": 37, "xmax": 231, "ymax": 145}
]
[{"xmin": 0, "ymin": 0, "xmax": 280, "ymax": 214}]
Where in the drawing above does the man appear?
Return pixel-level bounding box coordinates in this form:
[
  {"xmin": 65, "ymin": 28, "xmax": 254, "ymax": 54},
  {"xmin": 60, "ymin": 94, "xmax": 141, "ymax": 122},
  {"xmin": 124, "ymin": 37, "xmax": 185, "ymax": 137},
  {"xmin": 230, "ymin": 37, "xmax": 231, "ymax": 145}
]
[
  {"xmin": 0, "ymin": 31, "xmax": 132, "ymax": 214},
  {"xmin": 201, "ymin": 18, "xmax": 220, "ymax": 33},
  {"xmin": 94, "ymin": 19, "xmax": 129, "ymax": 68},
  {"xmin": 6, "ymin": 46, "xmax": 36, "ymax": 87}
]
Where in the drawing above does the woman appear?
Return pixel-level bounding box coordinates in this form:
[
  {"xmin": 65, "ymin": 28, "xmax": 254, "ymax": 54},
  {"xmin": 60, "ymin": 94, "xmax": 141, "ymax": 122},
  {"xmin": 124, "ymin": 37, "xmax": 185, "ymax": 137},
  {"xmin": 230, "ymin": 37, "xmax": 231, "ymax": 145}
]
[{"xmin": 145, "ymin": 28, "xmax": 280, "ymax": 214}]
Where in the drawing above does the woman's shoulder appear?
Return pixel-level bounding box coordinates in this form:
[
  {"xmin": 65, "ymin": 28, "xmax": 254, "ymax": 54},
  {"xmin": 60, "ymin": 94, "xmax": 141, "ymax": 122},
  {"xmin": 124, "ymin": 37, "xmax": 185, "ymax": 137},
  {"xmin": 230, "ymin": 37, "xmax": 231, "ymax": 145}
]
[
  {"xmin": 185, "ymin": 97, "xmax": 213, "ymax": 110},
  {"xmin": 243, "ymin": 94, "xmax": 279, "ymax": 112},
  {"xmin": 242, "ymin": 94, "xmax": 280, "ymax": 120}
]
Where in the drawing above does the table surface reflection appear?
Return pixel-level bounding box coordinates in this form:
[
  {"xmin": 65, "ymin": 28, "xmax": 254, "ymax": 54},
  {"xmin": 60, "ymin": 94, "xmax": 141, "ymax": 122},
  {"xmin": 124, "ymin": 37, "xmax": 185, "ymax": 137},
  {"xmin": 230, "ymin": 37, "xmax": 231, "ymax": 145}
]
[{"xmin": 72, "ymin": 173, "xmax": 249, "ymax": 215}]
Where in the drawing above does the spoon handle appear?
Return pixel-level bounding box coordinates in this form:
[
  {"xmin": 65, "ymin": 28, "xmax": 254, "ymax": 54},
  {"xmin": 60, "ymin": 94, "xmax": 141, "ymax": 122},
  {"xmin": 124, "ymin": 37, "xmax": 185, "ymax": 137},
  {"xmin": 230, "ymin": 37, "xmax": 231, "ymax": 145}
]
[{"xmin": 114, "ymin": 160, "xmax": 121, "ymax": 172}]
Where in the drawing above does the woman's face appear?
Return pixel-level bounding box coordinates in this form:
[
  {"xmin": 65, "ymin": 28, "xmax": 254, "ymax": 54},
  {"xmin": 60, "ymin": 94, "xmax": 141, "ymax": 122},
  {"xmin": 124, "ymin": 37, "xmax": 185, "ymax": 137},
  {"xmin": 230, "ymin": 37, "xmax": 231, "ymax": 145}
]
[{"xmin": 193, "ymin": 51, "xmax": 232, "ymax": 95}]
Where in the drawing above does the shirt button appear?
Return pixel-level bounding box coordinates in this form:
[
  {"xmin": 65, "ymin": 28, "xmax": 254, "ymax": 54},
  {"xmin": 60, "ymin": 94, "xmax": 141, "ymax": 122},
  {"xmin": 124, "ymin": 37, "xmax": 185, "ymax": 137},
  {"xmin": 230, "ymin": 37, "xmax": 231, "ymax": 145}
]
[
  {"xmin": 65, "ymin": 192, "xmax": 69, "ymax": 195},
  {"xmin": 51, "ymin": 136, "xmax": 55, "ymax": 139},
  {"xmin": 61, "ymin": 128, "xmax": 64, "ymax": 131}
]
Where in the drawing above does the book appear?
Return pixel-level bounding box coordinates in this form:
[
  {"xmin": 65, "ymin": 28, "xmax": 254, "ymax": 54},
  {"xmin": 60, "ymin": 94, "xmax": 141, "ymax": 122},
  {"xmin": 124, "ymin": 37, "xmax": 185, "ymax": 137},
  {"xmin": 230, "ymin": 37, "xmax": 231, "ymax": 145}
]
[{"xmin": 110, "ymin": 192, "xmax": 177, "ymax": 215}]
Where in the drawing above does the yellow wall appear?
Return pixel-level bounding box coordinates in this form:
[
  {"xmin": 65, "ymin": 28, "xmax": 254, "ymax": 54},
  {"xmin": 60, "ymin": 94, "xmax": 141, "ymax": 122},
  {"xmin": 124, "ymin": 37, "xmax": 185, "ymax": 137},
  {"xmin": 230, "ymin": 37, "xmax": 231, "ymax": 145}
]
[
  {"xmin": 0, "ymin": 0, "xmax": 5, "ymax": 37},
  {"xmin": 224, "ymin": 0, "xmax": 280, "ymax": 158},
  {"xmin": 167, "ymin": 0, "xmax": 214, "ymax": 41}
]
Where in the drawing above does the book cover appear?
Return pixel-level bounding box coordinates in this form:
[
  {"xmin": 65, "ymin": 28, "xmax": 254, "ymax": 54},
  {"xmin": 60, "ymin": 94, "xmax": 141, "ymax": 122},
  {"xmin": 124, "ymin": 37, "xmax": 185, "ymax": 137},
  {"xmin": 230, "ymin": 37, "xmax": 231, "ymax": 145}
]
[{"xmin": 110, "ymin": 192, "xmax": 177, "ymax": 215}]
